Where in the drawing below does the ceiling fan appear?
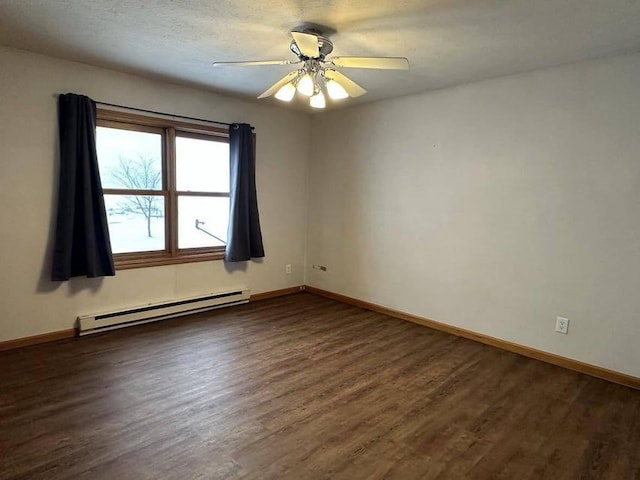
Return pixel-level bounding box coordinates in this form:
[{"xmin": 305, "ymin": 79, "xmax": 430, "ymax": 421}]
[{"xmin": 213, "ymin": 25, "xmax": 409, "ymax": 109}]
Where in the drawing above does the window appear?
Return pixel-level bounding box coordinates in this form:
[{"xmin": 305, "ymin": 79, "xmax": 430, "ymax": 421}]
[{"xmin": 96, "ymin": 109, "xmax": 230, "ymax": 269}]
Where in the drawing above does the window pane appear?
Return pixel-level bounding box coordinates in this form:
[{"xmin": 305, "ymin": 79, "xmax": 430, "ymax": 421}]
[
  {"xmin": 104, "ymin": 194, "xmax": 165, "ymax": 253},
  {"xmin": 176, "ymin": 136, "xmax": 229, "ymax": 193},
  {"xmin": 178, "ymin": 196, "xmax": 229, "ymax": 249},
  {"xmin": 96, "ymin": 127, "xmax": 162, "ymax": 190}
]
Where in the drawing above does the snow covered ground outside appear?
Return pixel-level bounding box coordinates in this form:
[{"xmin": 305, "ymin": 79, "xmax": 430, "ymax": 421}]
[{"xmin": 107, "ymin": 197, "xmax": 229, "ymax": 254}]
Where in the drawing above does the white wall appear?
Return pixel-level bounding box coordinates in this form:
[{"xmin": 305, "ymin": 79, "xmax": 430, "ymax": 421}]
[
  {"xmin": 307, "ymin": 54, "xmax": 640, "ymax": 377},
  {"xmin": 0, "ymin": 46, "xmax": 310, "ymax": 341}
]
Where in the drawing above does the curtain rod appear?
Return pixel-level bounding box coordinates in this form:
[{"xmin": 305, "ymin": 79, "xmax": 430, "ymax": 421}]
[
  {"xmin": 95, "ymin": 101, "xmax": 253, "ymax": 130},
  {"xmin": 54, "ymin": 94, "xmax": 252, "ymax": 130}
]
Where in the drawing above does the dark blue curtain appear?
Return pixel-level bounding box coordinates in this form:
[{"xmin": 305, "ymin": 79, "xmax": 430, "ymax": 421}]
[
  {"xmin": 51, "ymin": 93, "xmax": 115, "ymax": 280},
  {"xmin": 226, "ymin": 123, "xmax": 265, "ymax": 262}
]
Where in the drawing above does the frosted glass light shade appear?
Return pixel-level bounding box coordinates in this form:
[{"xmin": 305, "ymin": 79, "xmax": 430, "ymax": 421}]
[
  {"xmin": 297, "ymin": 74, "xmax": 315, "ymax": 97},
  {"xmin": 310, "ymin": 91, "xmax": 326, "ymax": 109},
  {"xmin": 326, "ymin": 79, "xmax": 349, "ymax": 99},
  {"xmin": 275, "ymin": 82, "xmax": 296, "ymax": 101}
]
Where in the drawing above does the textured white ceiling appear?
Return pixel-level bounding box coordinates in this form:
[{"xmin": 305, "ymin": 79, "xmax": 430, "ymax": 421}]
[{"xmin": 1, "ymin": 0, "xmax": 639, "ymax": 111}]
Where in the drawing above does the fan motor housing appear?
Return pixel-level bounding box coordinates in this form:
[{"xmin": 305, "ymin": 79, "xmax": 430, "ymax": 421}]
[{"xmin": 290, "ymin": 34, "xmax": 334, "ymax": 59}]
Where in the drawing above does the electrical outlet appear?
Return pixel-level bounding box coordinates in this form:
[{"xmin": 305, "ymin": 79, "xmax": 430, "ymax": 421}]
[
  {"xmin": 285, "ymin": 264, "xmax": 292, "ymax": 274},
  {"xmin": 555, "ymin": 316, "xmax": 569, "ymax": 334}
]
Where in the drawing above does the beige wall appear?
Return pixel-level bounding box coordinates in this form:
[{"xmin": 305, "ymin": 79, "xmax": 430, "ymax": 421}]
[
  {"xmin": 307, "ymin": 53, "xmax": 640, "ymax": 377},
  {"xmin": 2, "ymin": 44, "xmax": 639, "ymax": 379},
  {"xmin": 0, "ymin": 46, "xmax": 310, "ymax": 341}
]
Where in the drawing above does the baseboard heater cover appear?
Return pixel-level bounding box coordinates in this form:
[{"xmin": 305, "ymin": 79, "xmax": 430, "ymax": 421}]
[{"xmin": 78, "ymin": 287, "xmax": 250, "ymax": 335}]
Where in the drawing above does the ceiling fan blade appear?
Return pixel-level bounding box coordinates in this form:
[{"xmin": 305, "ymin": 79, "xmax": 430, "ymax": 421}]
[
  {"xmin": 257, "ymin": 71, "xmax": 299, "ymax": 99},
  {"xmin": 213, "ymin": 60, "xmax": 299, "ymax": 67},
  {"xmin": 291, "ymin": 31, "xmax": 320, "ymax": 58},
  {"xmin": 329, "ymin": 57, "xmax": 409, "ymax": 70},
  {"xmin": 324, "ymin": 70, "xmax": 367, "ymax": 98}
]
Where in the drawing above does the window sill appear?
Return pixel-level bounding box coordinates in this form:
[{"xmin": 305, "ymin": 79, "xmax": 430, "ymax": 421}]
[{"xmin": 114, "ymin": 250, "xmax": 226, "ymax": 270}]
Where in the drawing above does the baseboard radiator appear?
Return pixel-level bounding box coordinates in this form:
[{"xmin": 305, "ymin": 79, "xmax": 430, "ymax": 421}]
[{"xmin": 77, "ymin": 287, "xmax": 250, "ymax": 336}]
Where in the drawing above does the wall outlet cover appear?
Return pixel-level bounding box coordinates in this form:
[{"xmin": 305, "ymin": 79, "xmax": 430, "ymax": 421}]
[{"xmin": 555, "ymin": 316, "xmax": 569, "ymax": 334}]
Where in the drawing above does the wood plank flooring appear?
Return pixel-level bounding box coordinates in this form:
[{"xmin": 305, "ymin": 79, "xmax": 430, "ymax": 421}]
[{"xmin": 1, "ymin": 293, "xmax": 639, "ymax": 479}]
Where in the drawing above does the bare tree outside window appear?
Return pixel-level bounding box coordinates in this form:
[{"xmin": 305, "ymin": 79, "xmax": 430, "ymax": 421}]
[{"xmin": 109, "ymin": 155, "xmax": 162, "ymax": 237}]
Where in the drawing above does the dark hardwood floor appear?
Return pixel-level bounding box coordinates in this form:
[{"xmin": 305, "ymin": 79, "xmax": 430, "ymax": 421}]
[{"xmin": 1, "ymin": 293, "xmax": 639, "ymax": 479}]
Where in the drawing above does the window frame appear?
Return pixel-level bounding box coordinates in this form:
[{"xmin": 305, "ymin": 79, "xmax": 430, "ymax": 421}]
[{"xmin": 97, "ymin": 108, "xmax": 230, "ymax": 270}]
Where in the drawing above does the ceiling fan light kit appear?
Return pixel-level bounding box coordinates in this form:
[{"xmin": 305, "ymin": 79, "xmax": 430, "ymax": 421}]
[
  {"xmin": 310, "ymin": 90, "xmax": 326, "ymax": 109},
  {"xmin": 297, "ymin": 72, "xmax": 315, "ymax": 97},
  {"xmin": 326, "ymin": 79, "xmax": 349, "ymax": 100},
  {"xmin": 213, "ymin": 25, "xmax": 409, "ymax": 109},
  {"xmin": 274, "ymin": 82, "xmax": 296, "ymax": 102}
]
